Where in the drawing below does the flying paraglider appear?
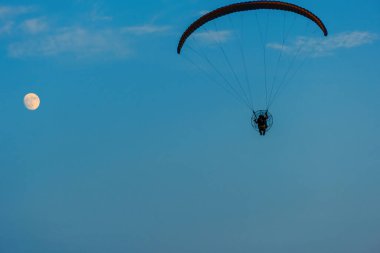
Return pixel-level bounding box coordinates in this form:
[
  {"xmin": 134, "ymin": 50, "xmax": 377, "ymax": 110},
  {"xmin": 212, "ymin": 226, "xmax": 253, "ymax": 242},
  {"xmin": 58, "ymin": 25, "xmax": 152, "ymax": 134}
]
[{"xmin": 177, "ymin": 1, "xmax": 328, "ymax": 135}]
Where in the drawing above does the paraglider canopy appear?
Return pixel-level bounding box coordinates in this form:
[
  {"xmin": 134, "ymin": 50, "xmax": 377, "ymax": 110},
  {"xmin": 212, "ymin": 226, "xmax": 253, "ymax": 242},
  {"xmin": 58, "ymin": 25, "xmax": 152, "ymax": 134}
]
[{"xmin": 177, "ymin": 1, "xmax": 328, "ymax": 54}]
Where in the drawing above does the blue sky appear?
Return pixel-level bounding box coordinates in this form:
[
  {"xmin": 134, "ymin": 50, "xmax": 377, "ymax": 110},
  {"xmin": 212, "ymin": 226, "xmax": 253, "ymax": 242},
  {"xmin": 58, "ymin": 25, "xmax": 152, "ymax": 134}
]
[{"xmin": 1, "ymin": 1, "xmax": 380, "ymax": 252}]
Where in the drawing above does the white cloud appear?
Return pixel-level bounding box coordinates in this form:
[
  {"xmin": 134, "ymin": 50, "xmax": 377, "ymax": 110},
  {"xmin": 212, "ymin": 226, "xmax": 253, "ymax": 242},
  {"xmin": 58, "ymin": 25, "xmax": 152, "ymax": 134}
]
[
  {"xmin": 2, "ymin": 7, "xmax": 171, "ymax": 59},
  {"xmin": 199, "ymin": 10, "xmax": 209, "ymax": 15},
  {"xmin": 320, "ymin": 31, "xmax": 378, "ymax": 49},
  {"xmin": 193, "ymin": 30, "xmax": 232, "ymax": 43},
  {"xmin": 91, "ymin": 12, "xmax": 112, "ymax": 22},
  {"xmin": 266, "ymin": 43, "xmax": 291, "ymax": 52},
  {"xmin": 267, "ymin": 31, "xmax": 379, "ymax": 57},
  {"xmin": 8, "ymin": 27, "xmax": 130, "ymax": 59},
  {"xmin": 0, "ymin": 21, "xmax": 13, "ymax": 35},
  {"xmin": 122, "ymin": 24, "xmax": 171, "ymax": 35},
  {"xmin": 21, "ymin": 18, "xmax": 48, "ymax": 34},
  {"xmin": 0, "ymin": 5, "xmax": 35, "ymax": 18},
  {"xmin": 89, "ymin": 3, "xmax": 112, "ymax": 22}
]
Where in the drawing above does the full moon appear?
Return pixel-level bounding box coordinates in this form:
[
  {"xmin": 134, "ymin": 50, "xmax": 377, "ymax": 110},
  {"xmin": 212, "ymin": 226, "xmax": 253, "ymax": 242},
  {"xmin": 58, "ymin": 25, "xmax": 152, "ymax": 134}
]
[{"xmin": 24, "ymin": 93, "xmax": 40, "ymax": 110}]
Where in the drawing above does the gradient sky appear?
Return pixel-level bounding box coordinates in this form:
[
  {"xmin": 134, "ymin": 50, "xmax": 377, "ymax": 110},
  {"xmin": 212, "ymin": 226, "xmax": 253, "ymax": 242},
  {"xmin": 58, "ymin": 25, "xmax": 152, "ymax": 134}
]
[{"xmin": 1, "ymin": 1, "xmax": 380, "ymax": 252}]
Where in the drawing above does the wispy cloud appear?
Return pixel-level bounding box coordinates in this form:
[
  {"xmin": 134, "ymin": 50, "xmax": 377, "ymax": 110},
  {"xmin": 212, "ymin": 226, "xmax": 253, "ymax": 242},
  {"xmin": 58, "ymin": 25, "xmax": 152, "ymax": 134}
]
[
  {"xmin": 193, "ymin": 30, "xmax": 232, "ymax": 43},
  {"xmin": 0, "ymin": 21, "xmax": 13, "ymax": 35},
  {"xmin": 199, "ymin": 10, "xmax": 209, "ymax": 15},
  {"xmin": 21, "ymin": 18, "xmax": 48, "ymax": 34},
  {"xmin": 122, "ymin": 24, "xmax": 171, "ymax": 35},
  {"xmin": 8, "ymin": 27, "xmax": 130, "ymax": 59},
  {"xmin": 89, "ymin": 3, "xmax": 112, "ymax": 22},
  {"xmin": 1, "ymin": 3, "xmax": 170, "ymax": 60},
  {"xmin": 267, "ymin": 31, "xmax": 379, "ymax": 57},
  {"xmin": 0, "ymin": 5, "xmax": 35, "ymax": 19}
]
